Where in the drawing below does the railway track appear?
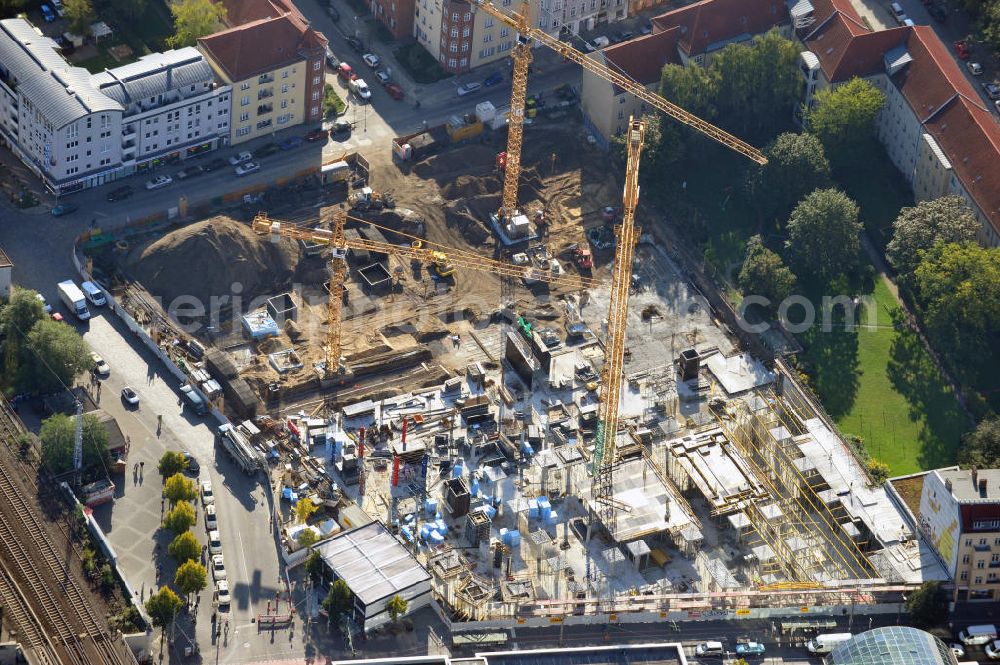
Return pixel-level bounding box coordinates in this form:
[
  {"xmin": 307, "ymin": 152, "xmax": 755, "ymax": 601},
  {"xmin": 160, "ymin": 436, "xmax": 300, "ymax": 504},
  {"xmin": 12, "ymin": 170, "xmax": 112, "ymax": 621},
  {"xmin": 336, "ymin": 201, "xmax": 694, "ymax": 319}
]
[{"xmin": 0, "ymin": 400, "xmax": 134, "ymax": 665}]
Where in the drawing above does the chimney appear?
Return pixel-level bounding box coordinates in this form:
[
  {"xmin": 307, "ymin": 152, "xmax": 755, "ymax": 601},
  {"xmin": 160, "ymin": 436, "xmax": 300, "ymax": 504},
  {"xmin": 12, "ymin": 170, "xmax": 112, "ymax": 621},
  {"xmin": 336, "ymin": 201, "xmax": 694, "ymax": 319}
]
[
  {"xmin": 972, "ymin": 466, "xmax": 979, "ymax": 489},
  {"xmin": 945, "ymin": 478, "xmax": 953, "ymax": 493}
]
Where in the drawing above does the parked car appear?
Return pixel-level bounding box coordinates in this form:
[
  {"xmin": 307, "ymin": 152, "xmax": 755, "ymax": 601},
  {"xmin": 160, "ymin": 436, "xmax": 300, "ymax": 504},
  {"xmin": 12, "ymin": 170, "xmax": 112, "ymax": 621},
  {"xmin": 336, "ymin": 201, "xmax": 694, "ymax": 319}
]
[
  {"xmin": 175, "ymin": 164, "xmax": 203, "ymax": 179},
  {"xmin": 255, "ymin": 142, "xmax": 278, "ymax": 157},
  {"xmin": 203, "ymin": 157, "xmax": 227, "ymax": 172},
  {"xmin": 948, "ymin": 643, "xmax": 966, "ymax": 659},
  {"xmin": 591, "ymin": 36, "xmax": 610, "ymax": 49},
  {"xmin": 228, "ymin": 151, "xmax": 253, "ymax": 166},
  {"xmin": 91, "ymin": 352, "xmax": 110, "ymax": 376},
  {"xmin": 201, "ymin": 480, "xmax": 215, "ymax": 506},
  {"xmin": 208, "ymin": 529, "xmax": 222, "ymax": 554},
  {"xmin": 279, "ymin": 135, "xmax": 304, "ymax": 150},
  {"xmin": 928, "ymin": 4, "xmax": 946, "ymax": 21},
  {"xmin": 304, "ymin": 127, "xmax": 327, "ymax": 142},
  {"xmin": 205, "ymin": 503, "xmax": 218, "ymax": 530},
  {"xmin": 325, "ymin": 46, "xmax": 338, "ymax": 67},
  {"xmin": 615, "ymin": 30, "xmax": 634, "ymax": 42},
  {"xmin": 181, "ymin": 450, "xmax": 199, "ymax": 474},
  {"xmin": 211, "ymin": 554, "xmax": 227, "ymax": 580},
  {"xmin": 639, "ymin": 20, "xmax": 652, "ymax": 34},
  {"xmin": 986, "ymin": 639, "xmax": 1000, "ymax": 660},
  {"xmin": 216, "ymin": 579, "xmax": 231, "ymax": 606},
  {"xmin": 967, "ymin": 61, "xmax": 983, "ymax": 75},
  {"xmin": 106, "ymin": 185, "xmax": 133, "ymax": 202},
  {"xmin": 51, "ymin": 203, "xmax": 78, "ymax": 216},
  {"xmin": 385, "ymin": 82, "xmax": 404, "ymax": 100},
  {"xmin": 456, "ymin": 81, "xmax": 482, "ymax": 97},
  {"xmin": 375, "ymin": 69, "xmax": 391, "ymax": 84},
  {"xmin": 327, "ymin": 2, "xmax": 340, "ymax": 20},
  {"xmin": 121, "ymin": 386, "xmax": 140, "ymax": 406},
  {"xmin": 338, "ymin": 62, "xmax": 355, "ymax": 81},
  {"xmin": 234, "ymin": 160, "xmax": 260, "ymax": 176},
  {"xmin": 40, "ymin": 5, "xmax": 55, "ymax": 22},
  {"xmin": 483, "ymin": 71, "xmax": 504, "ymax": 87},
  {"xmin": 36, "ymin": 293, "xmax": 52, "ymax": 314},
  {"xmin": 351, "ymin": 78, "xmax": 372, "ymax": 100},
  {"xmin": 145, "ymin": 174, "xmax": 173, "ymax": 190},
  {"xmin": 362, "ymin": 53, "xmax": 380, "ymax": 68},
  {"xmin": 983, "ymin": 81, "xmax": 1000, "ymax": 100},
  {"xmin": 735, "ymin": 642, "xmax": 766, "ymax": 656},
  {"xmin": 345, "ymin": 35, "xmax": 364, "ymax": 52},
  {"xmin": 889, "ymin": 1, "xmax": 908, "ymax": 24}
]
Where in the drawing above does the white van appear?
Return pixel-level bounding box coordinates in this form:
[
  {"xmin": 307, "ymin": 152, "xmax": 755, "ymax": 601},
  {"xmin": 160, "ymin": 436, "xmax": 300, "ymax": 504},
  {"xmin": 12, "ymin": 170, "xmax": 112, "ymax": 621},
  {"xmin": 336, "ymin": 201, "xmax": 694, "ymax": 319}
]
[
  {"xmin": 959, "ymin": 624, "xmax": 998, "ymax": 646},
  {"xmin": 694, "ymin": 641, "xmax": 725, "ymax": 656},
  {"xmin": 80, "ymin": 281, "xmax": 106, "ymax": 306},
  {"xmin": 807, "ymin": 633, "xmax": 853, "ymax": 654}
]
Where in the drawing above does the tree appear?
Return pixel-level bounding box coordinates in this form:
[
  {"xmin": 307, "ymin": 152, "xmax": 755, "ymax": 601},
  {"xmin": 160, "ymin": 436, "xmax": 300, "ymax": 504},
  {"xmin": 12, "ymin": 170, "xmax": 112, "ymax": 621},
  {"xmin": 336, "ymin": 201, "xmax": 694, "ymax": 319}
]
[
  {"xmin": 886, "ymin": 196, "xmax": 981, "ymax": 277},
  {"xmin": 912, "ymin": 242, "xmax": 1000, "ymax": 387},
  {"xmin": 304, "ymin": 550, "xmax": 324, "ymax": 583},
  {"xmin": 163, "ymin": 473, "xmax": 197, "ymax": 506},
  {"xmin": 63, "ymin": 0, "xmax": 94, "ymax": 36},
  {"xmin": 738, "ymin": 235, "xmax": 797, "ymax": 315},
  {"xmin": 174, "ymin": 560, "xmax": 207, "ymax": 600},
  {"xmin": 158, "ymin": 450, "xmax": 189, "ymax": 478},
  {"xmin": 108, "ymin": 0, "xmax": 147, "ymax": 21},
  {"xmin": 39, "ymin": 413, "xmax": 110, "ymax": 478},
  {"xmin": 298, "ymin": 528, "xmax": 319, "ymax": 549},
  {"xmin": 166, "ymin": 0, "xmax": 226, "ymax": 48},
  {"xmin": 163, "ymin": 501, "xmax": 196, "ymax": 534},
  {"xmin": 295, "ymin": 498, "xmax": 318, "ymax": 523},
  {"xmin": 784, "ymin": 188, "xmax": 861, "ymax": 285},
  {"xmin": 144, "ymin": 586, "xmax": 183, "ymax": 632},
  {"xmin": 866, "ymin": 459, "xmax": 891, "ymax": 486},
  {"xmin": 1, "ymin": 287, "xmax": 45, "ymax": 351},
  {"xmin": 322, "ymin": 579, "xmax": 352, "ymax": 622},
  {"xmin": 18, "ymin": 319, "xmax": 91, "ymax": 393},
  {"xmin": 905, "ymin": 581, "xmax": 949, "ymax": 629},
  {"xmin": 959, "ymin": 417, "xmax": 1000, "ymax": 469},
  {"xmin": 0, "ymin": 0, "xmax": 28, "ymax": 17},
  {"xmin": 386, "ymin": 594, "xmax": 408, "ymax": 624},
  {"xmin": 806, "ymin": 77, "xmax": 885, "ymax": 165},
  {"xmin": 747, "ymin": 132, "xmax": 831, "ymax": 223},
  {"xmin": 167, "ymin": 531, "xmax": 201, "ymax": 564}
]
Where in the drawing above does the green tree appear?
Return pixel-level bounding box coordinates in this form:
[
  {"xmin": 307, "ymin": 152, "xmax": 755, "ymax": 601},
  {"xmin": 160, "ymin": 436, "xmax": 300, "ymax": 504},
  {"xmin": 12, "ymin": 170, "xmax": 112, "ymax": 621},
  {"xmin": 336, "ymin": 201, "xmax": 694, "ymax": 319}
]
[
  {"xmin": 63, "ymin": 0, "xmax": 94, "ymax": 35},
  {"xmin": 912, "ymin": 242, "xmax": 1000, "ymax": 386},
  {"xmin": 386, "ymin": 594, "xmax": 408, "ymax": 624},
  {"xmin": 39, "ymin": 413, "xmax": 110, "ymax": 478},
  {"xmin": 174, "ymin": 560, "xmax": 207, "ymax": 600},
  {"xmin": 886, "ymin": 196, "xmax": 981, "ymax": 277},
  {"xmin": 304, "ymin": 550, "xmax": 324, "ymax": 583},
  {"xmin": 866, "ymin": 459, "xmax": 891, "ymax": 486},
  {"xmin": 295, "ymin": 498, "xmax": 318, "ymax": 523},
  {"xmin": 18, "ymin": 319, "xmax": 91, "ymax": 393},
  {"xmin": 298, "ymin": 528, "xmax": 319, "ymax": 549},
  {"xmin": 806, "ymin": 77, "xmax": 885, "ymax": 165},
  {"xmin": 611, "ymin": 113, "xmax": 683, "ymax": 183},
  {"xmin": 905, "ymin": 581, "xmax": 949, "ymax": 629},
  {"xmin": 144, "ymin": 586, "xmax": 183, "ymax": 633},
  {"xmin": 108, "ymin": 0, "xmax": 146, "ymax": 21},
  {"xmin": 784, "ymin": 188, "xmax": 861, "ymax": 285},
  {"xmin": 167, "ymin": 530, "xmax": 201, "ymax": 563},
  {"xmin": 158, "ymin": 450, "xmax": 189, "ymax": 478},
  {"xmin": 959, "ymin": 417, "xmax": 1000, "ymax": 469},
  {"xmin": 747, "ymin": 132, "xmax": 831, "ymax": 223},
  {"xmin": 163, "ymin": 501, "xmax": 196, "ymax": 534},
  {"xmin": 1, "ymin": 287, "xmax": 45, "ymax": 356},
  {"xmin": 166, "ymin": 0, "xmax": 226, "ymax": 48},
  {"xmin": 738, "ymin": 235, "xmax": 797, "ymax": 315},
  {"xmin": 163, "ymin": 473, "xmax": 198, "ymax": 506},
  {"xmin": 322, "ymin": 579, "xmax": 352, "ymax": 622}
]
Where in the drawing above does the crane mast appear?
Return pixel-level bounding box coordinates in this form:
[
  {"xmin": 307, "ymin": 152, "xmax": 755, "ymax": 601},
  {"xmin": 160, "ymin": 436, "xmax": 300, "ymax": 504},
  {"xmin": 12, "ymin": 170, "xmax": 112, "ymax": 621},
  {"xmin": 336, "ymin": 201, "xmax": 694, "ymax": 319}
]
[{"xmin": 591, "ymin": 118, "xmax": 644, "ymax": 538}]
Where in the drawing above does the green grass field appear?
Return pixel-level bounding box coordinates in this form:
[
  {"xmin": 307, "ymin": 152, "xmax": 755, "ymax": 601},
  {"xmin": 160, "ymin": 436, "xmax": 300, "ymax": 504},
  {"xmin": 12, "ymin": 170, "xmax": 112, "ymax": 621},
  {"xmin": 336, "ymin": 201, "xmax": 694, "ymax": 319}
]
[{"xmin": 801, "ymin": 276, "xmax": 967, "ymax": 474}]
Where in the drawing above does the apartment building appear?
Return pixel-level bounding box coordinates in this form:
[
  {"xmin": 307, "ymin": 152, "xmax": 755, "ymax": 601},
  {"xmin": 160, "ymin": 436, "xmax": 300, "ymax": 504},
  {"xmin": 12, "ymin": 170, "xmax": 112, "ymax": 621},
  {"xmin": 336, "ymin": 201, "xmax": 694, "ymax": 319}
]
[
  {"xmin": 550, "ymin": 0, "xmax": 627, "ymax": 36},
  {"xmin": 918, "ymin": 467, "xmax": 1000, "ymax": 601},
  {"xmin": 0, "ymin": 18, "xmax": 124, "ymax": 195},
  {"xmin": 92, "ymin": 48, "xmax": 231, "ymax": 175},
  {"xmin": 198, "ymin": 0, "xmax": 327, "ymax": 144},
  {"xmin": 374, "ymin": 0, "xmax": 416, "ymax": 40}
]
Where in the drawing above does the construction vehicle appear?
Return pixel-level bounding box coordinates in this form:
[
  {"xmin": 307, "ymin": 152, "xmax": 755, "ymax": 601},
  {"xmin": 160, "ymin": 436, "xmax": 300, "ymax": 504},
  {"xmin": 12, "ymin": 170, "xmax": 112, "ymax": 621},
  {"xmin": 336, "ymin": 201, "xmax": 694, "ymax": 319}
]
[
  {"xmin": 430, "ymin": 251, "xmax": 455, "ymax": 278},
  {"xmin": 391, "ymin": 116, "xmax": 484, "ymax": 161},
  {"xmin": 349, "ymin": 187, "xmax": 395, "ymax": 211},
  {"xmin": 573, "ymin": 246, "xmax": 592, "ymax": 270}
]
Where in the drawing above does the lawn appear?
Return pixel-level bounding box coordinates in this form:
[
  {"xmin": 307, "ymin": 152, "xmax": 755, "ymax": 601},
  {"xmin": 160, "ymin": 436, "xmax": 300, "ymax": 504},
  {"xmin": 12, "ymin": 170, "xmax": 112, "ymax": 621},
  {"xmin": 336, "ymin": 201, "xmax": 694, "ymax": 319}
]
[
  {"xmin": 77, "ymin": 49, "xmax": 121, "ymax": 74},
  {"xmin": 74, "ymin": 0, "xmax": 174, "ymax": 72},
  {"xmin": 800, "ymin": 275, "xmax": 967, "ymax": 474}
]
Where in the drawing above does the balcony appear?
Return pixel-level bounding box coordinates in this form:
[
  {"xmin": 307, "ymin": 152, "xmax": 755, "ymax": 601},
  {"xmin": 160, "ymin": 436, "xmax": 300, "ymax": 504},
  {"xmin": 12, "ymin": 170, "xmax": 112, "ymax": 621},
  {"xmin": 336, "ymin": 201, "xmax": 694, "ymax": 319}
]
[
  {"xmin": 975, "ymin": 543, "xmax": 992, "ymax": 552},
  {"xmin": 258, "ymin": 73, "xmax": 275, "ymax": 84},
  {"xmin": 122, "ymin": 124, "xmax": 136, "ymax": 138},
  {"xmin": 258, "ymin": 87, "xmax": 274, "ymax": 100},
  {"xmin": 257, "ymin": 104, "xmax": 273, "ymax": 116},
  {"xmin": 122, "ymin": 138, "xmax": 135, "ymax": 150}
]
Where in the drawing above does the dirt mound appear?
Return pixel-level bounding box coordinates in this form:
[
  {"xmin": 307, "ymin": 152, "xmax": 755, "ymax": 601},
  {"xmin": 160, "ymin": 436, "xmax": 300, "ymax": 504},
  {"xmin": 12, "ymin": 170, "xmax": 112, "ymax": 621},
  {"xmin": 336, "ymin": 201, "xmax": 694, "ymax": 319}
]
[
  {"xmin": 126, "ymin": 216, "xmax": 298, "ymax": 309},
  {"xmin": 442, "ymin": 174, "xmax": 501, "ymax": 199},
  {"xmin": 413, "ymin": 143, "xmax": 496, "ymax": 179},
  {"xmin": 443, "ymin": 196, "xmax": 497, "ymax": 247}
]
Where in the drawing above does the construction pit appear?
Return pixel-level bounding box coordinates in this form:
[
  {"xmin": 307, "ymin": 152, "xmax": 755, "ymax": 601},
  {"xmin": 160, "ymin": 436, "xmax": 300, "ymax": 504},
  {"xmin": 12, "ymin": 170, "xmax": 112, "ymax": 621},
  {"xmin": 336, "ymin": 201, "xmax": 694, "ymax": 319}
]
[{"xmin": 96, "ymin": 118, "xmax": 949, "ymax": 626}]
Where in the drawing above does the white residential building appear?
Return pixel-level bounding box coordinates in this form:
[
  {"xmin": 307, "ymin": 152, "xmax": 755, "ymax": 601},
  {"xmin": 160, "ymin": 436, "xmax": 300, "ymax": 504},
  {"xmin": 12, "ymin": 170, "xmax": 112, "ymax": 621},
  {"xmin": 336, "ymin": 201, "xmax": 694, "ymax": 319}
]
[{"xmin": 92, "ymin": 48, "xmax": 231, "ymax": 176}]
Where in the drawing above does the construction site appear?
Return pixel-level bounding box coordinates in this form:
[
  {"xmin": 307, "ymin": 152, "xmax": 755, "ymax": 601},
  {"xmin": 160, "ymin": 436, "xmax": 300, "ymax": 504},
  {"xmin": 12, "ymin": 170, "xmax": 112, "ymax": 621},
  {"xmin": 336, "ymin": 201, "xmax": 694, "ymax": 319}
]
[{"xmin": 82, "ymin": 0, "xmax": 950, "ymax": 634}]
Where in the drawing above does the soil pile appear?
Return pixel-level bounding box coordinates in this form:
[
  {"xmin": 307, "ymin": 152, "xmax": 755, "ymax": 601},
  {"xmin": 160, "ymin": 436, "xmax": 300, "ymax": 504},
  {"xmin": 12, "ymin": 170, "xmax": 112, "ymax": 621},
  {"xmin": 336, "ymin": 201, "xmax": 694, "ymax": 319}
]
[{"xmin": 126, "ymin": 216, "xmax": 298, "ymax": 308}]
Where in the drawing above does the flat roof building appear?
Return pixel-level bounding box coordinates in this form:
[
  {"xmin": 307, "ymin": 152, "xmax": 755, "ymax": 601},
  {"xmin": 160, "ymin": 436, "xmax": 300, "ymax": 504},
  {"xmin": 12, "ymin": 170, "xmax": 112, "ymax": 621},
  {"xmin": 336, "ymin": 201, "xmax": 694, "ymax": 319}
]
[{"xmin": 329, "ymin": 643, "xmax": 688, "ymax": 664}]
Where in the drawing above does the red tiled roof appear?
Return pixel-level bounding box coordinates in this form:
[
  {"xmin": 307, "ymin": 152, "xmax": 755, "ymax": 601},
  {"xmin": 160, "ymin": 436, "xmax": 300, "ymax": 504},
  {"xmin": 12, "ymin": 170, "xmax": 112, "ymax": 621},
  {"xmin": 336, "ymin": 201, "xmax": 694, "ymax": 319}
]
[
  {"xmin": 805, "ymin": 16, "xmax": 903, "ymax": 81},
  {"xmin": 217, "ymin": 0, "xmax": 298, "ymax": 26},
  {"xmin": 603, "ymin": 26, "xmax": 683, "ymax": 88},
  {"xmin": 807, "ymin": 0, "xmax": 865, "ymax": 28},
  {"xmin": 925, "ymin": 96, "xmax": 1000, "ymax": 235},
  {"xmin": 198, "ymin": 12, "xmax": 326, "ymax": 81},
  {"xmin": 651, "ymin": 0, "xmax": 787, "ymax": 57},
  {"xmin": 897, "ymin": 26, "xmax": 980, "ymax": 120}
]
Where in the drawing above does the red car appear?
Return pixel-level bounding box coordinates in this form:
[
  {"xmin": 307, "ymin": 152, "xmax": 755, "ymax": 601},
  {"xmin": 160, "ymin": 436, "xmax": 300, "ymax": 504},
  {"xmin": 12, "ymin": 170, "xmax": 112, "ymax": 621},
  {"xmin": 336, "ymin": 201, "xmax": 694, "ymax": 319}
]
[
  {"xmin": 954, "ymin": 40, "xmax": 969, "ymax": 60},
  {"xmin": 385, "ymin": 83, "xmax": 404, "ymax": 100},
  {"xmin": 338, "ymin": 62, "xmax": 355, "ymax": 81},
  {"xmin": 304, "ymin": 127, "xmax": 327, "ymax": 142}
]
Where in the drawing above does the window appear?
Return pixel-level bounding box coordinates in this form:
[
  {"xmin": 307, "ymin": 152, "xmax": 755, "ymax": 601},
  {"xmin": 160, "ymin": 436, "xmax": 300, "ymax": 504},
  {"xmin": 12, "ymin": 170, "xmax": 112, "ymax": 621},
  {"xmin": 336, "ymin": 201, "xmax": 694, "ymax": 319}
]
[
  {"xmin": 450, "ymin": 42, "xmax": 458, "ymax": 52},
  {"xmin": 241, "ymin": 82, "xmax": 251, "ymax": 90},
  {"xmin": 100, "ymin": 114, "xmax": 110, "ymax": 129},
  {"xmin": 964, "ymin": 555, "xmax": 971, "ymax": 564},
  {"xmin": 979, "ymin": 560, "xmax": 986, "ymax": 569},
  {"xmin": 311, "ymin": 105, "xmax": 319, "ymax": 117},
  {"xmin": 241, "ymin": 96, "xmax": 250, "ymax": 106},
  {"xmin": 452, "ymin": 11, "xmax": 459, "ymax": 19},
  {"xmin": 479, "ymin": 47, "xmax": 495, "ymax": 58},
  {"xmin": 485, "ymin": 17, "xmax": 493, "ymax": 27},
  {"xmin": 281, "ymin": 99, "xmax": 288, "ymax": 108},
  {"xmin": 975, "ymin": 521, "xmax": 1000, "ymax": 530},
  {"xmin": 239, "ymin": 112, "xmax": 249, "ymax": 122},
  {"xmin": 283, "ymin": 70, "xmax": 289, "ymax": 78},
  {"xmin": 312, "ymin": 76, "xmax": 321, "ymax": 85},
  {"xmin": 282, "ymin": 84, "xmax": 289, "ymax": 93},
  {"xmin": 237, "ymin": 126, "xmax": 251, "ymax": 137},
  {"xmin": 67, "ymin": 123, "xmax": 79, "ymax": 139},
  {"xmin": 499, "ymin": 27, "xmax": 509, "ymax": 37},
  {"xmin": 312, "ymin": 90, "xmax": 321, "ymax": 101},
  {"xmin": 313, "ymin": 61, "xmax": 321, "ymax": 71},
  {"xmin": 451, "ymin": 27, "xmax": 459, "ymax": 37},
  {"xmin": 448, "ymin": 58, "xmax": 457, "ymax": 67},
  {"xmin": 483, "ymin": 33, "xmax": 492, "ymax": 42},
  {"xmin": 976, "ymin": 576, "xmax": 984, "ymax": 585},
  {"xmin": 463, "ymin": 11, "xmax": 471, "ymax": 19},
  {"xmin": 960, "ymin": 571, "xmax": 968, "ymax": 581},
  {"xmin": 462, "ymin": 41, "xmax": 469, "ymax": 51},
  {"xmin": 460, "ymin": 57, "xmax": 467, "ymax": 66},
  {"xmin": 463, "ymin": 26, "xmax": 470, "ymax": 36}
]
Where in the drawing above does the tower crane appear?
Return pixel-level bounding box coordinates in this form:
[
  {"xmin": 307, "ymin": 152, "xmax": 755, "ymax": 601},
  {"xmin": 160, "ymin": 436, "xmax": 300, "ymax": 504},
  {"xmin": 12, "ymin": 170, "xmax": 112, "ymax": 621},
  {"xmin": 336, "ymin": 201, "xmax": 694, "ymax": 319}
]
[{"xmin": 467, "ymin": 0, "xmax": 768, "ymax": 537}]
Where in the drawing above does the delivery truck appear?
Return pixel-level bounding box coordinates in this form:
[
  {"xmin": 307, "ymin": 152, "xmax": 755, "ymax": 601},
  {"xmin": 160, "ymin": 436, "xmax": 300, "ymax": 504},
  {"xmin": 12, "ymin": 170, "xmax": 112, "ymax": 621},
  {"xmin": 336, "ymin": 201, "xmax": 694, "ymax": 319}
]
[{"xmin": 57, "ymin": 280, "xmax": 91, "ymax": 321}]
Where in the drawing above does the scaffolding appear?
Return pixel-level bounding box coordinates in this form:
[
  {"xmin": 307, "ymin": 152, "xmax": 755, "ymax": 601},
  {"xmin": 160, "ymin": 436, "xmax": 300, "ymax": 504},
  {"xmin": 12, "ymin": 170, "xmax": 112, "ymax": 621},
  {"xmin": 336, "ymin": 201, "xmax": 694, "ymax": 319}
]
[{"xmin": 714, "ymin": 394, "xmax": 880, "ymax": 587}]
